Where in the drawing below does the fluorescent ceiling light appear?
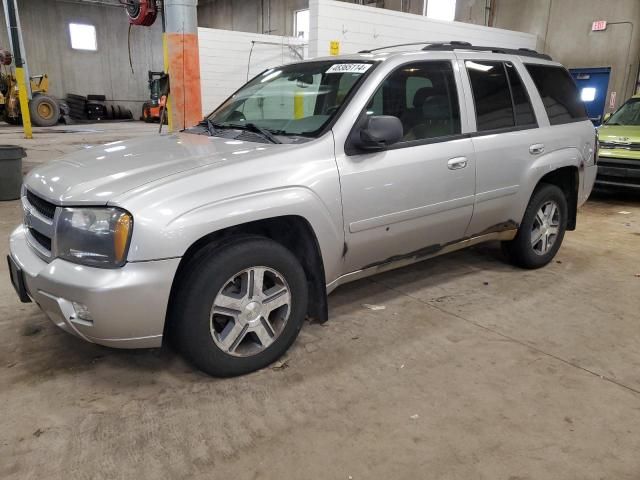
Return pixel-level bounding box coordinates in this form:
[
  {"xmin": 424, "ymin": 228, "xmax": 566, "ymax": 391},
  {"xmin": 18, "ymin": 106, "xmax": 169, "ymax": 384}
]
[{"xmin": 466, "ymin": 61, "xmax": 493, "ymax": 72}]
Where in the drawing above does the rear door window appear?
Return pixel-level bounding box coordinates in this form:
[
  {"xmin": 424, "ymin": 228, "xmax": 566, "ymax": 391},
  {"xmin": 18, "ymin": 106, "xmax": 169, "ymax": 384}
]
[
  {"xmin": 465, "ymin": 60, "xmax": 515, "ymax": 131},
  {"xmin": 525, "ymin": 64, "xmax": 588, "ymax": 125},
  {"xmin": 505, "ymin": 62, "xmax": 536, "ymax": 127}
]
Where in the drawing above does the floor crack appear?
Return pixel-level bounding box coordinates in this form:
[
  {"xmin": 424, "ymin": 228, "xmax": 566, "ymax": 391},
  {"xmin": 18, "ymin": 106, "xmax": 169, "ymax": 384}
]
[{"xmin": 369, "ymin": 278, "xmax": 640, "ymax": 397}]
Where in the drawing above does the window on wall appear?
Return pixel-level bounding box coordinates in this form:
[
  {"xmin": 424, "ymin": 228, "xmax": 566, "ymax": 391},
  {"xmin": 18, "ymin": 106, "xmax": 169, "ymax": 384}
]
[
  {"xmin": 294, "ymin": 9, "xmax": 309, "ymax": 41},
  {"xmin": 69, "ymin": 23, "xmax": 97, "ymax": 51},
  {"xmin": 427, "ymin": 0, "xmax": 456, "ymax": 21}
]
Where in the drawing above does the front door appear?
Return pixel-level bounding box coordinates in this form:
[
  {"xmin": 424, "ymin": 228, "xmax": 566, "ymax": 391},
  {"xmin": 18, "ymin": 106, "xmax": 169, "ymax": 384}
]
[{"xmin": 337, "ymin": 60, "xmax": 476, "ymax": 272}]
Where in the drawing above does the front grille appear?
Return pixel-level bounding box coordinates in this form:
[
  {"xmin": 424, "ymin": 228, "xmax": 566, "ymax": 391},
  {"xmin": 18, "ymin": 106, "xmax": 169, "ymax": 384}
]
[
  {"xmin": 599, "ymin": 141, "xmax": 640, "ymax": 151},
  {"xmin": 28, "ymin": 227, "xmax": 52, "ymax": 251},
  {"xmin": 26, "ymin": 190, "xmax": 56, "ymax": 219}
]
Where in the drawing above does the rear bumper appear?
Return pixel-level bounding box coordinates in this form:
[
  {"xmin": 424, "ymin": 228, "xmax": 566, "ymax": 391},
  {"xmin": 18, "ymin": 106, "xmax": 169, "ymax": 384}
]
[
  {"xmin": 595, "ymin": 157, "xmax": 640, "ymax": 190},
  {"xmin": 9, "ymin": 225, "xmax": 180, "ymax": 348}
]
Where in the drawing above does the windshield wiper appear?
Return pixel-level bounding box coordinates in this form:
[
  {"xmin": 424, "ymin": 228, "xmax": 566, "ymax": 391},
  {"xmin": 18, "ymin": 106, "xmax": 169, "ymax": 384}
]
[
  {"xmin": 198, "ymin": 119, "xmax": 282, "ymax": 144},
  {"xmin": 198, "ymin": 118, "xmax": 225, "ymax": 136},
  {"xmin": 226, "ymin": 122, "xmax": 282, "ymax": 144}
]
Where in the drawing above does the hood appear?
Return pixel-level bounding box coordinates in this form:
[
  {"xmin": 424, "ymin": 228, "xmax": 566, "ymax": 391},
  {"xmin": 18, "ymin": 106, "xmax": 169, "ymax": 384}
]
[
  {"xmin": 24, "ymin": 132, "xmax": 290, "ymax": 204},
  {"xmin": 598, "ymin": 124, "xmax": 640, "ymax": 160}
]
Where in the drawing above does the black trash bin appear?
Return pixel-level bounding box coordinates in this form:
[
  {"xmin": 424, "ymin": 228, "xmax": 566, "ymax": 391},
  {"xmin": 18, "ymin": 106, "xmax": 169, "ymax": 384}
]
[{"xmin": 0, "ymin": 145, "xmax": 26, "ymax": 201}]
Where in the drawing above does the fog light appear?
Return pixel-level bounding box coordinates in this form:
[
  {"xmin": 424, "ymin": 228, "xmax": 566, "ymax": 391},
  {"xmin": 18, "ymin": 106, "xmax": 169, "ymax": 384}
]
[{"xmin": 72, "ymin": 302, "xmax": 93, "ymax": 322}]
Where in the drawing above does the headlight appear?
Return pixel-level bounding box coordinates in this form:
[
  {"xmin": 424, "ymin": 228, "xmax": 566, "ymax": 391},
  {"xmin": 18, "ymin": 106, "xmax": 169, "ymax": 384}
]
[{"xmin": 56, "ymin": 208, "xmax": 133, "ymax": 268}]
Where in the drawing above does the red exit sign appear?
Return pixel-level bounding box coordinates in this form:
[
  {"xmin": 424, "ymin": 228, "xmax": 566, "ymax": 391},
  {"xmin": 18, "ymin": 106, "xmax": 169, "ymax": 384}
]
[{"xmin": 592, "ymin": 20, "xmax": 607, "ymax": 31}]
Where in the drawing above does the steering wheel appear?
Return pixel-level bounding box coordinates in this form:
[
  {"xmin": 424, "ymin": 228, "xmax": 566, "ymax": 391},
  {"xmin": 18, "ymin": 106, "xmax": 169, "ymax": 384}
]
[
  {"xmin": 325, "ymin": 105, "xmax": 341, "ymax": 115},
  {"xmin": 227, "ymin": 110, "xmax": 246, "ymax": 123}
]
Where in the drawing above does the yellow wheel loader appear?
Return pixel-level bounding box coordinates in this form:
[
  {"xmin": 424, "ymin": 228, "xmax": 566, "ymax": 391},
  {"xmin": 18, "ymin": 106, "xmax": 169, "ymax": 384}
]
[{"xmin": 0, "ymin": 50, "xmax": 60, "ymax": 127}]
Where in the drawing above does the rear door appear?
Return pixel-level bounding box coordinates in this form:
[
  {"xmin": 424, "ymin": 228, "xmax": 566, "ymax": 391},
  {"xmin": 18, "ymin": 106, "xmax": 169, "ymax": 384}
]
[{"xmin": 456, "ymin": 54, "xmax": 542, "ymax": 237}]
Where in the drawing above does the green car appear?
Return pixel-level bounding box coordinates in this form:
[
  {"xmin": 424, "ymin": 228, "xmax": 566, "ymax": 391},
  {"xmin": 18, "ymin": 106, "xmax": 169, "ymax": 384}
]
[{"xmin": 597, "ymin": 95, "xmax": 640, "ymax": 190}]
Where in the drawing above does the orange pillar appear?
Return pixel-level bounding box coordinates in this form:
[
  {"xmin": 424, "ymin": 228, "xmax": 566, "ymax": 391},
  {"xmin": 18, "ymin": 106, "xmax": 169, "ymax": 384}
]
[{"xmin": 165, "ymin": 0, "xmax": 202, "ymax": 131}]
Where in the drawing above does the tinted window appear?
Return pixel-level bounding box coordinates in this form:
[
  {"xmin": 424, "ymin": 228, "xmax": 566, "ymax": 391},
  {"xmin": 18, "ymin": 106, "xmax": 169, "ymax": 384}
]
[
  {"xmin": 466, "ymin": 60, "xmax": 514, "ymax": 131},
  {"xmin": 525, "ymin": 64, "xmax": 588, "ymax": 125},
  {"xmin": 505, "ymin": 62, "xmax": 536, "ymax": 126},
  {"xmin": 366, "ymin": 61, "xmax": 461, "ymax": 141}
]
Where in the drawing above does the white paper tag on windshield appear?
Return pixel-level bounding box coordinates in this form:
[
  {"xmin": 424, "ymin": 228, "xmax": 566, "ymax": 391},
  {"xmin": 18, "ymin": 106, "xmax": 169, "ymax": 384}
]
[{"xmin": 326, "ymin": 63, "xmax": 372, "ymax": 74}]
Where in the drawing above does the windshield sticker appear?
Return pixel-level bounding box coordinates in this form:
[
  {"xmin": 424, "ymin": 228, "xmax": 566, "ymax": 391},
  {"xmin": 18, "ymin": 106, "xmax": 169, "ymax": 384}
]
[{"xmin": 326, "ymin": 63, "xmax": 372, "ymax": 74}]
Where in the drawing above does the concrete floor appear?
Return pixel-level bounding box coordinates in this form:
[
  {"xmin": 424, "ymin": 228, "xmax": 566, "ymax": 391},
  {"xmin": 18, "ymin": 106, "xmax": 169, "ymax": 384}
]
[{"xmin": 1, "ymin": 122, "xmax": 639, "ymax": 479}]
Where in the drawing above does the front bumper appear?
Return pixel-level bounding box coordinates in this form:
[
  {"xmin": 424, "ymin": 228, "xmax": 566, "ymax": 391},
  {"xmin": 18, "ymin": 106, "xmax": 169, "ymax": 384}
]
[
  {"xmin": 595, "ymin": 156, "xmax": 640, "ymax": 190},
  {"xmin": 9, "ymin": 226, "xmax": 181, "ymax": 348}
]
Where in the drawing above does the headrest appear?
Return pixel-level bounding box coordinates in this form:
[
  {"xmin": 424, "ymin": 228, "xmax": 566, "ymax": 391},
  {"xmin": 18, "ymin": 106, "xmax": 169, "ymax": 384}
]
[
  {"xmin": 422, "ymin": 95, "xmax": 451, "ymax": 121},
  {"xmin": 412, "ymin": 87, "xmax": 433, "ymax": 108}
]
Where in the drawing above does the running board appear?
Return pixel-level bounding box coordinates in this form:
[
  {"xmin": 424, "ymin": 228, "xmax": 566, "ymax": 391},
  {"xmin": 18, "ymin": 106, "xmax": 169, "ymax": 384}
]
[{"xmin": 326, "ymin": 229, "xmax": 517, "ymax": 293}]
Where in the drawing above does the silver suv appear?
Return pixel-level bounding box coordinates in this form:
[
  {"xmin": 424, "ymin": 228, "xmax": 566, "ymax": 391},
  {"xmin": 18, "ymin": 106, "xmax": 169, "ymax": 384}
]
[{"xmin": 8, "ymin": 42, "xmax": 597, "ymax": 376}]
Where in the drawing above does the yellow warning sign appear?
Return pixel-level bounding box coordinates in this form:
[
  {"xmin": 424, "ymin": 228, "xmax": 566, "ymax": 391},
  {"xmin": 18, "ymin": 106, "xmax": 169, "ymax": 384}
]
[{"xmin": 330, "ymin": 40, "xmax": 340, "ymax": 56}]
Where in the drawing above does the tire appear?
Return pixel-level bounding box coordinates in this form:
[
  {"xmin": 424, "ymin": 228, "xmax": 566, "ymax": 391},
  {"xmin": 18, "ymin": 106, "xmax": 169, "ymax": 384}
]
[
  {"xmin": 29, "ymin": 94, "xmax": 60, "ymax": 127},
  {"xmin": 171, "ymin": 236, "xmax": 308, "ymax": 377},
  {"xmin": 502, "ymin": 183, "xmax": 568, "ymax": 269}
]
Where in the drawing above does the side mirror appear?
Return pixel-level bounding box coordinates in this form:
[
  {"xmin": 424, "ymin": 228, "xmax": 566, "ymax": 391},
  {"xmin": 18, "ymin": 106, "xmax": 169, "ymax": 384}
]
[
  {"xmin": 356, "ymin": 115, "xmax": 403, "ymax": 151},
  {"xmin": 603, "ymin": 112, "xmax": 612, "ymax": 122}
]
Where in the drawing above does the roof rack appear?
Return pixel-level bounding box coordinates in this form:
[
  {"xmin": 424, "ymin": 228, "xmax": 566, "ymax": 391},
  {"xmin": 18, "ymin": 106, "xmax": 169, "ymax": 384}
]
[
  {"xmin": 358, "ymin": 41, "xmax": 552, "ymax": 61},
  {"xmin": 358, "ymin": 41, "xmax": 442, "ymax": 54},
  {"xmin": 422, "ymin": 42, "xmax": 552, "ymax": 60}
]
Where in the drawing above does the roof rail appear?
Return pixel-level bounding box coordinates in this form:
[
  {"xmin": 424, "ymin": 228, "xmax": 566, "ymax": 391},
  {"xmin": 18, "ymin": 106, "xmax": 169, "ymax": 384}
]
[
  {"xmin": 358, "ymin": 42, "xmax": 443, "ymax": 54},
  {"xmin": 422, "ymin": 42, "xmax": 552, "ymax": 60},
  {"xmin": 357, "ymin": 41, "xmax": 552, "ymax": 61}
]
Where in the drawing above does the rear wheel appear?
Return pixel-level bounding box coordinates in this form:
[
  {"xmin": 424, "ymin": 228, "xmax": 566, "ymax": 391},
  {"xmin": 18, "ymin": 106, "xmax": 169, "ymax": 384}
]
[
  {"xmin": 503, "ymin": 183, "xmax": 568, "ymax": 269},
  {"xmin": 29, "ymin": 94, "xmax": 60, "ymax": 127},
  {"xmin": 171, "ymin": 237, "xmax": 308, "ymax": 377}
]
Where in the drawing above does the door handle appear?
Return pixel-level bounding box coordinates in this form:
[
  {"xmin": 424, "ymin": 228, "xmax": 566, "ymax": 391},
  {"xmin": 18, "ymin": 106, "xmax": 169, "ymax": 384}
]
[
  {"xmin": 447, "ymin": 157, "xmax": 468, "ymax": 170},
  {"xmin": 529, "ymin": 144, "xmax": 545, "ymax": 155}
]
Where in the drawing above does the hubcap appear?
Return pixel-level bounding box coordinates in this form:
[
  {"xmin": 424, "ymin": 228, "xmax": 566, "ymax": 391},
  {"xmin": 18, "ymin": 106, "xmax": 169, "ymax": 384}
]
[
  {"xmin": 531, "ymin": 200, "xmax": 560, "ymax": 255},
  {"xmin": 37, "ymin": 102, "xmax": 53, "ymax": 119},
  {"xmin": 210, "ymin": 267, "xmax": 291, "ymax": 357}
]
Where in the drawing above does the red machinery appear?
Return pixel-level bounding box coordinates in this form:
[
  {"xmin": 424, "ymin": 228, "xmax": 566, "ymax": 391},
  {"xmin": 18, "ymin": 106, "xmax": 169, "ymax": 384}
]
[{"xmin": 122, "ymin": 0, "xmax": 158, "ymax": 26}]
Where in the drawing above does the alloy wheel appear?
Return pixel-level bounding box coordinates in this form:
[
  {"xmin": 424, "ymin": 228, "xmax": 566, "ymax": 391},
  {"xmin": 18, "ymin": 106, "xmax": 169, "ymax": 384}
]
[
  {"xmin": 210, "ymin": 266, "xmax": 291, "ymax": 357},
  {"xmin": 530, "ymin": 200, "xmax": 560, "ymax": 255}
]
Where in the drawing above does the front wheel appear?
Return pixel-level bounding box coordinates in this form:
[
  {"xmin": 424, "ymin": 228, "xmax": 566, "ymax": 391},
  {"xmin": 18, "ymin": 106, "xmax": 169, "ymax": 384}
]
[
  {"xmin": 502, "ymin": 183, "xmax": 568, "ymax": 269},
  {"xmin": 171, "ymin": 237, "xmax": 308, "ymax": 377}
]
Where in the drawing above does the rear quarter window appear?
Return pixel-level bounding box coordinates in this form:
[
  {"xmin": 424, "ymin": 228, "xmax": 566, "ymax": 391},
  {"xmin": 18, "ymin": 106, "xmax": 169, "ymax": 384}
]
[{"xmin": 525, "ymin": 64, "xmax": 588, "ymax": 125}]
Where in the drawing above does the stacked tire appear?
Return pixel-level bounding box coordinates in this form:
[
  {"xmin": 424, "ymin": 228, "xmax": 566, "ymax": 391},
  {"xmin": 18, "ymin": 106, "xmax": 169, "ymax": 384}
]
[{"xmin": 66, "ymin": 93, "xmax": 133, "ymax": 122}]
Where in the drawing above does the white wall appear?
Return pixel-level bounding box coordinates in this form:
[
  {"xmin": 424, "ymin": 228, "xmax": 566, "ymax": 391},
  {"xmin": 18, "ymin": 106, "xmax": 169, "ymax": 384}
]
[
  {"xmin": 198, "ymin": 2, "xmax": 537, "ymax": 113},
  {"xmin": 198, "ymin": 27, "xmax": 305, "ymax": 113},
  {"xmin": 308, "ymin": 0, "xmax": 537, "ymax": 57}
]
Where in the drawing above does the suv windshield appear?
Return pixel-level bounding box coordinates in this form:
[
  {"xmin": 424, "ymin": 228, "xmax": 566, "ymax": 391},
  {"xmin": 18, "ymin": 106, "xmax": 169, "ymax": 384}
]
[
  {"xmin": 205, "ymin": 60, "xmax": 376, "ymax": 139},
  {"xmin": 607, "ymin": 98, "xmax": 640, "ymax": 126}
]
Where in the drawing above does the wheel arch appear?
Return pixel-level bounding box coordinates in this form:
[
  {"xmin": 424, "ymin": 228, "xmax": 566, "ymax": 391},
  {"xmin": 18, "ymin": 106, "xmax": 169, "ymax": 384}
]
[
  {"xmin": 519, "ymin": 147, "xmax": 583, "ymax": 232},
  {"xmin": 533, "ymin": 165, "xmax": 579, "ymax": 230},
  {"xmin": 165, "ymin": 215, "xmax": 329, "ymax": 339}
]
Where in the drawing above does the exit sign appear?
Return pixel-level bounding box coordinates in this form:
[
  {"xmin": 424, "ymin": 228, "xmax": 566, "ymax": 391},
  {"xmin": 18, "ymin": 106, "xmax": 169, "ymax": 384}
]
[{"xmin": 592, "ymin": 20, "xmax": 607, "ymax": 31}]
